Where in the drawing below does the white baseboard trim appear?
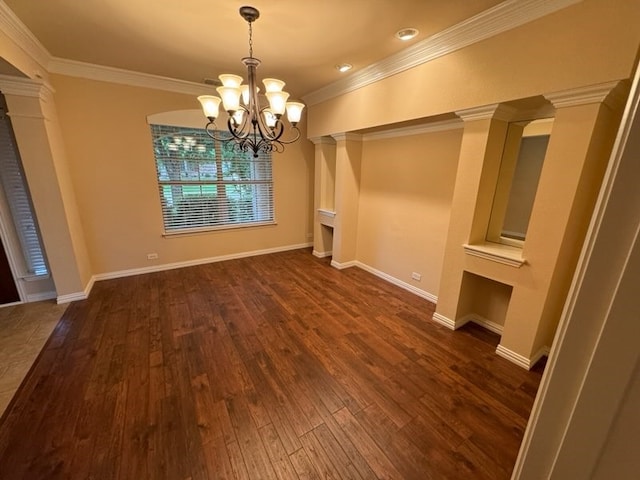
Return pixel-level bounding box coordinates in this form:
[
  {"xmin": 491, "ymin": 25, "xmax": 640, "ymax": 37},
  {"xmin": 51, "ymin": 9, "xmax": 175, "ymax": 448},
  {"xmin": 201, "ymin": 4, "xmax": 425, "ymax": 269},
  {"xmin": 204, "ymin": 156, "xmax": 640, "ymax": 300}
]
[
  {"xmin": 432, "ymin": 312, "xmax": 456, "ymax": 330},
  {"xmin": 312, "ymin": 250, "xmax": 333, "ymax": 258},
  {"xmin": 330, "ymin": 259, "xmax": 358, "ymax": 270},
  {"xmin": 26, "ymin": 291, "xmax": 57, "ymax": 302},
  {"xmin": 496, "ymin": 344, "xmax": 550, "ymax": 370},
  {"xmin": 531, "ymin": 345, "xmax": 551, "ymax": 366},
  {"xmin": 496, "ymin": 344, "xmax": 530, "ymax": 369},
  {"xmin": 56, "ymin": 274, "xmax": 96, "ymax": 304},
  {"xmin": 458, "ymin": 314, "xmax": 504, "ymax": 335},
  {"xmin": 57, "ymin": 292, "xmax": 88, "ymax": 304},
  {"xmin": 355, "ymin": 261, "xmax": 438, "ymax": 304},
  {"xmin": 93, "ymin": 243, "xmax": 313, "ymax": 282}
]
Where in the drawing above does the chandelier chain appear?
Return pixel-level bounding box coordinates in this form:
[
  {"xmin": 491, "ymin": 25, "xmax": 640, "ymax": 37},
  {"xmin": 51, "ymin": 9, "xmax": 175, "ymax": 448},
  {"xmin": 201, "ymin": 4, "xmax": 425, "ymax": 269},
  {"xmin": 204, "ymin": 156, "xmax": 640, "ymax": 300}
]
[{"xmin": 248, "ymin": 22, "xmax": 253, "ymax": 58}]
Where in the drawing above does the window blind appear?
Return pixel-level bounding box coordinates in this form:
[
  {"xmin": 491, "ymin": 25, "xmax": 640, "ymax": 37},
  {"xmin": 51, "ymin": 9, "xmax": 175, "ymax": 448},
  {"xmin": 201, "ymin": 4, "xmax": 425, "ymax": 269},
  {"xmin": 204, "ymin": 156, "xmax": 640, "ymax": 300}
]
[
  {"xmin": 0, "ymin": 105, "xmax": 48, "ymax": 276},
  {"xmin": 150, "ymin": 124, "xmax": 274, "ymax": 233}
]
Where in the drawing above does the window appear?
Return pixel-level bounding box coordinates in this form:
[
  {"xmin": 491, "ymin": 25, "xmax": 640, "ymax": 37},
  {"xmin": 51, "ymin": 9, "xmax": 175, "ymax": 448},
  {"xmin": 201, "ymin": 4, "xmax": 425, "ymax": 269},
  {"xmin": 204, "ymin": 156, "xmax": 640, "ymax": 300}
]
[
  {"xmin": 0, "ymin": 102, "xmax": 48, "ymax": 276},
  {"xmin": 149, "ymin": 124, "xmax": 274, "ymax": 234}
]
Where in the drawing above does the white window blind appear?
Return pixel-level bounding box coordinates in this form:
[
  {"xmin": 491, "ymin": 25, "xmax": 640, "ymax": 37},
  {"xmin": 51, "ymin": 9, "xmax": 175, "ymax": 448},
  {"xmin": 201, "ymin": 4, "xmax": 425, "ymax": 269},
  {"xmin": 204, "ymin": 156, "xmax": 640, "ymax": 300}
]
[
  {"xmin": 150, "ymin": 124, "xmax": 274, "ymax": 233},
  {"xmin": 0, "ymin": 104, "xmax": 48, "ymax": 276}
]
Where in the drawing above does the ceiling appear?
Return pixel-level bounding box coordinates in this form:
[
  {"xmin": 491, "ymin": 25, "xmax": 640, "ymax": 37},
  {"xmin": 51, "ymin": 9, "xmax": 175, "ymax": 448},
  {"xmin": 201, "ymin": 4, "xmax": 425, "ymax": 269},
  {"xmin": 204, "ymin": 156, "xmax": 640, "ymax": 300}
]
[{"xmin": 5, "ymin": 0, "xmax": 505, "ymax": 99}]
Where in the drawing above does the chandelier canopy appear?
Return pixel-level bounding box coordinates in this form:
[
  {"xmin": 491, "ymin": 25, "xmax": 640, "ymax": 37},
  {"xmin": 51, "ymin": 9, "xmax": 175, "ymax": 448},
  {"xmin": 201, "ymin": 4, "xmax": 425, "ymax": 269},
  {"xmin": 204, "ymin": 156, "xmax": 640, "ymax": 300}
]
[{"xmin": 197, "ymin": 6, "xmax": 304, "ymax": 157}]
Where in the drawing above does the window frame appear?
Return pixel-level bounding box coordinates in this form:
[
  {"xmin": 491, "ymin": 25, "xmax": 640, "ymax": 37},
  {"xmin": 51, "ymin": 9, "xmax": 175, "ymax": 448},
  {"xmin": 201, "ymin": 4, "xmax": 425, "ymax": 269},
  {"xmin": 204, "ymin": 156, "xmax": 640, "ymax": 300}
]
[{"xmin": 149, "ymin": 122, "xmax": 275, "ymax": 236}]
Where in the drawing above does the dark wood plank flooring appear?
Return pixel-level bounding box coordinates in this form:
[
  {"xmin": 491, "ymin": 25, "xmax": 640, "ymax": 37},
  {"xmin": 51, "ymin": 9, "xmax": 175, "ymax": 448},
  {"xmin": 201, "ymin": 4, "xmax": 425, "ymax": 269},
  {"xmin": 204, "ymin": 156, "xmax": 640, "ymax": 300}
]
[{"xmin": 0, "ymin": 248, "xmax": 544, "ymax": 479}]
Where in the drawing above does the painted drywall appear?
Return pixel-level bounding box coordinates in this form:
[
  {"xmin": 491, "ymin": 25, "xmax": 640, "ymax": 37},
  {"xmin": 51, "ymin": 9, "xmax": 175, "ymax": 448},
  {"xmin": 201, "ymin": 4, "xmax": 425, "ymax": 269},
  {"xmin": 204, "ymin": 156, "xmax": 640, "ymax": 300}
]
[
  {"xmin": 458, "ymin": 272, "xmax": 512, "ymax": 328},
  {"xmin": 4, "ymin": 92, "xmax": 90, "ymax": 298},
  {"xmin": 307, "ymin": 0, "xmax": 640, "ymax": 138},
  {"xmin": 356, "ymin": 128, "xmax": 462, "ymax": 298},
  {"xmin": 0, "ymin": 30, "xmax": 47, "ymax": 81},
  {"xmin": 50, "ymin": 74, "xmax": 314, "ymax": 275}
]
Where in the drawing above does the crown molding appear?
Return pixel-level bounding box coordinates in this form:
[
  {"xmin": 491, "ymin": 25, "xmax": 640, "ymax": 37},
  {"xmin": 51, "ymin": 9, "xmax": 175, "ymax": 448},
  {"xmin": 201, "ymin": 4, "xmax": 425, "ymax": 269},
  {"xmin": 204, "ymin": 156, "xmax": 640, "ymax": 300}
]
[
  {"xmin": 48, "ymin": 57, "xmax": 213, "ymax": 96},
  {"xmin": 362, "ymin": 118, "xmax": 463, "ymax": 141},
  {"xmin": 0, "ymin": 0, "xmax": 51, "ymax": 75},
  {"xmin": 302, "ymin": 0, "xmax": 582, "ymax": 106}
]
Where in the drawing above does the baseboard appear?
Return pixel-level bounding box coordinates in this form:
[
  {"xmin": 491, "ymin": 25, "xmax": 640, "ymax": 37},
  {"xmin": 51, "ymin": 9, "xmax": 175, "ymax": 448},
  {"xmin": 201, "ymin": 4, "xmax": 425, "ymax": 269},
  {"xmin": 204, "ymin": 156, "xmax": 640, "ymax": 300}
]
[
  {"xmin": 496, "ymin": 344, "xmax": 549, "ymax": 370},
  {"xmin": 458, "ymin": 314, "xmax": 504, "ymax": 335},
  {"xmin": 93, "ymin": 243, "xmax": 312, "ymax": 282},
  {"xmin": 312, "ymin": 250, "xmax": 332, "ymax": 258},
  {"xmin": 432, "ymin": 312, "xmax": 456, "ymax": 330},
  {"xmin": 57, "ymin": 291, "xmax": 88, "ymax": 304},
  {"xmin": 56, "ymin": 274, "xmax": 96, "ymax": 304},
  {"xmin": 330, "ymin": 259, "xmax": 357, "ymax": 270},
  {"xmin": 355, "ymin": 261, "xmax": 438, "ymax": 304},
  {"xmin": 530, "ymin": 345, "xmax": 550, "ymax": 366}
]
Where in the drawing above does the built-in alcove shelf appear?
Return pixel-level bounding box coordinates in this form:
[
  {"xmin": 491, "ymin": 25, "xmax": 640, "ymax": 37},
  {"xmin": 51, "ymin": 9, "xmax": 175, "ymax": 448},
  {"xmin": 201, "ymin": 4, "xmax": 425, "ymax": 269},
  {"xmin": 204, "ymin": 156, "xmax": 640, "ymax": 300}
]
[
  {"xmin": 463, "ymin": 242, "xmax": 525, "ymax": 267},
  {"xmin": 318, "ymin": 209, "xmax": 336, "ymax": 227}
]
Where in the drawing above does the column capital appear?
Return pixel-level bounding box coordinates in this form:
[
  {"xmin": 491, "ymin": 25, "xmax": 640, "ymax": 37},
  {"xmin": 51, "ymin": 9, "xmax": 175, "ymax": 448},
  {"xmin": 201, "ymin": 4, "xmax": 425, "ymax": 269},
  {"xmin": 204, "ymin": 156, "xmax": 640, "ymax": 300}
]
[
  {"xmin": 309, "ymin": 136, "xmax": 336, "ymax": 145},
  {"xmin": 544, "ymin": 80, "xmax": 625, "ymax": 110},
  {"xmin": 455, "ymin": 104, "xmax": 517, "ymax": 122},
  {"xmin": 0, "ymin": 74, "xmax": 54, "ymax": 100},
  {"xmin": 331, "ymin": 132, "xmax": 362, "ymax": 143}
]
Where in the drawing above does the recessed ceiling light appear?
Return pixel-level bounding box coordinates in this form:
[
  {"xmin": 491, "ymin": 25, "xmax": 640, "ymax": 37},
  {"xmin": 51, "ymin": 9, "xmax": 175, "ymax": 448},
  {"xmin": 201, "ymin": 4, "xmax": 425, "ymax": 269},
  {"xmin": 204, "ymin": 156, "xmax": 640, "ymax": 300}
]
[
  {"xmin": 396, "ymin": 28, "xmax": 419, "ymax": 41},
  {"xmin": 335, "ymin": 63, "xmax": 353, "ymax": 73}
]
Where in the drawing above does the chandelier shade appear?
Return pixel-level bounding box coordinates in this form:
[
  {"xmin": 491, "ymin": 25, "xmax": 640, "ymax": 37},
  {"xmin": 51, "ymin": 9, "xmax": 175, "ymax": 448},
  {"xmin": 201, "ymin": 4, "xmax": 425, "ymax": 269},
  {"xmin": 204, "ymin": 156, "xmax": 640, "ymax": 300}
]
[{"xmin": 197, "ymin": 6, "xmax": 304, "ymax": 157}]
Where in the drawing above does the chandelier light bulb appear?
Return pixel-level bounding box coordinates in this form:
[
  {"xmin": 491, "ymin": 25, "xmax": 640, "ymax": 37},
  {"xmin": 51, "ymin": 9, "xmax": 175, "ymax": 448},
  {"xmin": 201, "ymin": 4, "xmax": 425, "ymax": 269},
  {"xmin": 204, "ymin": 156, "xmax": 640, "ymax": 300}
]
[
  {"xmin": 285, "ymin": 102, "xmax": 305, "ymax": 124},
  {"xmin": 218, "ymin": 74, "xmax": 243, "ymax": 88},
  {"xmin": 263, "ymin": 109, "xmax": 277, "ymax": 128},
  {"xmin": 263, "ymin": 78, "xmax": 285, "ymax": 93},
  {"xmin": 198, "ymin": 94, "xmax": 220, "ymax": 117},
  {"xmin": 216, "ymin": 86, "xmax": 242, "ymax": 112},
  {"xmin": 240, "ymin": 85, "xmax": 260, "ymax": 105},
  {"xmin": 266, "ymin": 91, "xmax": 290, "ymax": 116},
  {"xmin": 232, "ymin": 110, "xmax": 245, "ymax": 125}
]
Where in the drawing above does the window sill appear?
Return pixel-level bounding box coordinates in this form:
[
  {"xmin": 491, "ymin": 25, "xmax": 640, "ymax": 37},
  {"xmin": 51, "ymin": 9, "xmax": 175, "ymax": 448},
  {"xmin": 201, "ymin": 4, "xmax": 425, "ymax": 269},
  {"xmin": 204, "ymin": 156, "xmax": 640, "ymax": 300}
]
[
  {"xmin": 463, "ymin": 242, "xmax": 525, "ymax": 268},
  {"xmin": 20, "ymin": 273, "xmax": 50, "ymax": 281},
  {"xmin": 163, "ymin": 220, "xmax": 277, "ymax": 238}
]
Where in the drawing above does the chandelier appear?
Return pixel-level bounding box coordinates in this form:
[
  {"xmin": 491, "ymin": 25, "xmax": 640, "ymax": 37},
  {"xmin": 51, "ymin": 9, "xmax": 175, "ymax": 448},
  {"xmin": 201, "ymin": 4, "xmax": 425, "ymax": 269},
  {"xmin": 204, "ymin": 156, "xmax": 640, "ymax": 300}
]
[{"xmin": 197, "ymin": 6, "xmax": 305, "ymax": 157}]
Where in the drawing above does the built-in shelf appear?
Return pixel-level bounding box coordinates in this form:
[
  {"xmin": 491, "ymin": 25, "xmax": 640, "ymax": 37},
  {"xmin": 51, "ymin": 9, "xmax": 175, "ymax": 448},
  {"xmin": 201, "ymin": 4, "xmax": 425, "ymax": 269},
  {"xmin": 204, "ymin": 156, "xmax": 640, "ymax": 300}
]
[
  {"xmin": 318, "ymin": 209, "xmax": 336, "ymax": 227},
  {"xmin": 463, "ymin": 242, "xmax": 525, "ymax": 267}
]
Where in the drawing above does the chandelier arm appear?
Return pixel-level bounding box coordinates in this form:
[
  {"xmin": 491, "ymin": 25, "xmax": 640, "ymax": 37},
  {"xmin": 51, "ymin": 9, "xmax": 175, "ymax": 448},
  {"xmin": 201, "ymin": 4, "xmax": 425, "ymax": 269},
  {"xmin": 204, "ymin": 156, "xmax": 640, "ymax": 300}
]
[
  {"xmin": 270, "ymin": 126, "xmax": 302, "ymax": 145},
  {"xmin": 204, "ymin": 121, "xmax": 232, "ymax": 142},
  {"xmin": 227, "ymin": 106, "xmax": 252, "ymax": 140},
  {"xmin": 254, "ymin": 113, "xmax": 284, "ymax": 142}
]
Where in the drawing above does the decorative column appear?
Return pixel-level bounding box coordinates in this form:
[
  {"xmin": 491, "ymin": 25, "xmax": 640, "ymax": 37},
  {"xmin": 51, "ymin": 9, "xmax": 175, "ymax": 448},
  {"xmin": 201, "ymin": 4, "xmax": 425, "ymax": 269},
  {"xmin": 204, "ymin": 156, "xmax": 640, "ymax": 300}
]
[
  {"xmin": 1, "ymin": 76, "xmax": 92, "ymax": 302},
  {"xmin": 310, "ymin": 136, "xmax": 336, "ymax": 258},
  {"xmin": 498, "ymin": 81, "xmax": 626, "ymax": 364},
  {"xmin": 330, "ymin": 133, "xmax": 362, "ymax": 269},
  {"xmin": 434, "ymin": 104, "xmax": 512, "ymax": 328}
]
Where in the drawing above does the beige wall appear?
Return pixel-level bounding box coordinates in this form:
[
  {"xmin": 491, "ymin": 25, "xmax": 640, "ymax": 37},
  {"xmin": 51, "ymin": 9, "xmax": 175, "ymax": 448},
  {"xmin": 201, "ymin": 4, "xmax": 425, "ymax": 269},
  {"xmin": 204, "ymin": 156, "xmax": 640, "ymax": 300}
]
[
  {"xmin": 306, "ymin": 0, "xmax": 639, "ymax": 368},
  {"xmin": 307, "ymin": 0, "xmax": 640, "ymax": 138},
  {"xmin": 356, "ymin": 129, "xmax": 461, "ymax": 297},
  {"xmin": 51, "ymin": 74, "xmax": 314, "ymax": 275}
]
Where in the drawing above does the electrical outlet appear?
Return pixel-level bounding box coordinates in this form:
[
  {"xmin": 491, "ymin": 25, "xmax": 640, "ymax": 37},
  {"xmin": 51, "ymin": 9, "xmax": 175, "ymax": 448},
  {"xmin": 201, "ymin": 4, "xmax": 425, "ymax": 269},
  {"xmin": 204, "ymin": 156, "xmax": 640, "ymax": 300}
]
[
  {"xmin": 411, "ymin": 272, "xmax": 422, "ymax": 281},
  {"xmin": 147, "ymin": 253, "xmax": 159, "ymax": 260}
]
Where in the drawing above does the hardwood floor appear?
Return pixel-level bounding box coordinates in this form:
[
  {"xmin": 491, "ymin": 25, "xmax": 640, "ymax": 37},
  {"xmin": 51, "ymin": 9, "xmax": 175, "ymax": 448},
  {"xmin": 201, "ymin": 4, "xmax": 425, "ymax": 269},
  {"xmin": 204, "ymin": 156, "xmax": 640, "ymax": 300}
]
[{"xmin": 0, "ymin": 249, "xmax": 544, "ymax": 479}]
